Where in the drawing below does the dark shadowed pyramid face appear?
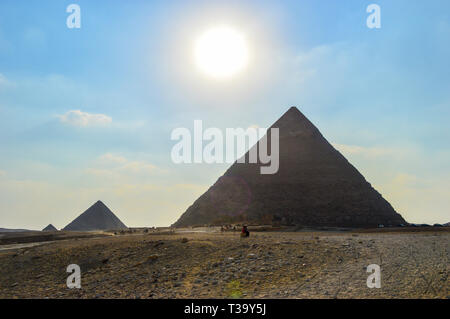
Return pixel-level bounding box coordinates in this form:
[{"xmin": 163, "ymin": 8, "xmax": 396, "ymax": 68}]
[
  {"xmin": 42, "ymin": 224, "xmax": 57, "ymax": 232},
  {"xmin": 173, "ymin": 107, "xmax": 406, "ymax": 228},
  {"xmin": 63, "ymin": 201, "xmax": 127, "ymax": 231}
]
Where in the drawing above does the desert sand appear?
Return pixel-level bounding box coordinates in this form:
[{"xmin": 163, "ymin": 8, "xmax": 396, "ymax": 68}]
[{"xmin": 0, "ymin": 229, "xmax": 448, "ymax": 299}]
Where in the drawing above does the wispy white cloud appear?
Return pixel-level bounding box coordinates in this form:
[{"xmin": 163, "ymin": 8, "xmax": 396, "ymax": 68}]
[
  {"xmin": 0, "ymin": 73, "xmax": 7, "ymax": 86},
  {"xmin": 58, "ymin": 110, "xmax": 112, "ymax": 127},
  {"xmin": 97, "ymin": 153, "xmax": 128, "ymax": 164},
  {"xmin": 86, "ymin": 153, "xmax": 165, "ymax": 180},
  {"xmin": 0, "ymin": 73, "xmax": 15, "ymax": 89}
]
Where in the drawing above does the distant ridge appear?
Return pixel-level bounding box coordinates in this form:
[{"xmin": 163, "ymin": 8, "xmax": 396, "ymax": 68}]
[
  {"xmin": 42, "ymin": 224, "xmax": 57, "ymax": 232},
  {"xmin": 173, "ymin": 106, "xmax": 406, "ymax": 228},
  {"xmin": 0, "ymin": 228, "xmax": 34, "ymax": 233},
  {"xmin": 63, "ymin": 201, "xmax": 127, "ymax": 231}
]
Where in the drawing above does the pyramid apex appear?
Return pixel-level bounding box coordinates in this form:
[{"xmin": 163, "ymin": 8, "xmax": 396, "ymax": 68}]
[
  {"xmin": 93, "ymin": 200, "xmax": 109, "ymax": 209},
  {"xmin": 281, "ymin": 106, "xmax": 304, "ymax": 118},
  {"xmin": 268, "ymin": 105, "xmax": 317, "ymax": 138}
]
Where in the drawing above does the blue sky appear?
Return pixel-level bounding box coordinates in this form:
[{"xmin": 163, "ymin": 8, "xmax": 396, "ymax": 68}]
[{"xmin": 1, "ymin": 0, "xmax": 449, "ymax": 229}]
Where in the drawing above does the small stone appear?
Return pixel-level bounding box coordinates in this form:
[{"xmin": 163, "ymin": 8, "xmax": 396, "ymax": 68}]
[{"xmin": 146, "ymin": 255, "xmax": 159, "ymax": 263}]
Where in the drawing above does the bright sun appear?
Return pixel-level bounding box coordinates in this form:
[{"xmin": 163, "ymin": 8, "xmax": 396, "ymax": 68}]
[{"xmin": 194, "ymin": 26, "xmax": 249, "ymax": 79}]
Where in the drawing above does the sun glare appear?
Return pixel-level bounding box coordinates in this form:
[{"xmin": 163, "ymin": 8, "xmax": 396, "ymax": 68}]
[{"xmin": 194, "ymin": 26, "xmax": 249, "ymax": 79}]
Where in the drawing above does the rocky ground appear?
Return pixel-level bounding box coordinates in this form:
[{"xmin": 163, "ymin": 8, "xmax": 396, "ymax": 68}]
[{"xmin": 0, "ymin": 230, "xmax": 448, "ymax": 299}]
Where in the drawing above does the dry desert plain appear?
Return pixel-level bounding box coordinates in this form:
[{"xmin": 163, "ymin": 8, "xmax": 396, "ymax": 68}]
[{"xmin": 0, "ymin": 228, "xmax": 448, "ymax": 299}]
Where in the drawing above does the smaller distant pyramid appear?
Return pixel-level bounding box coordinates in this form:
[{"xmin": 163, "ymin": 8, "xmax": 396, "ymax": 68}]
[
  {"xmin": 42, "ymin": 224, "xmax": 57, "ymax": 232},
  {"xmin": 63, "ymin": 200, "xmax": 127, "ymax": 231}
]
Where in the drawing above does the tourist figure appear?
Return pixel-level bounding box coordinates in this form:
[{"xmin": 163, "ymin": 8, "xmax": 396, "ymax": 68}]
[{"xmin": 241, "ymin": 225, "xmax": 249, "ymax": 237}]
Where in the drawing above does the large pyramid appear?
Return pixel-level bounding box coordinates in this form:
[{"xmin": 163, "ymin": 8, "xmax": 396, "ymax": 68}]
[
  {"xmin": 63, "ymin": 200, "xmax": 127, "ymax": 231},
  {"xmin": 173, "ymin": 107, "xmax": 406, "ymax": 228}
]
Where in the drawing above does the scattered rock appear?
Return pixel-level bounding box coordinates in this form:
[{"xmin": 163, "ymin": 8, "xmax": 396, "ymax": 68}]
[
  {"xmin": 144, "ymin": 255, "xmax": 159, "ymax": 265},
  {"xmin": 154, "ymin": 241, "xmax": 164, "ymax": 248}
]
